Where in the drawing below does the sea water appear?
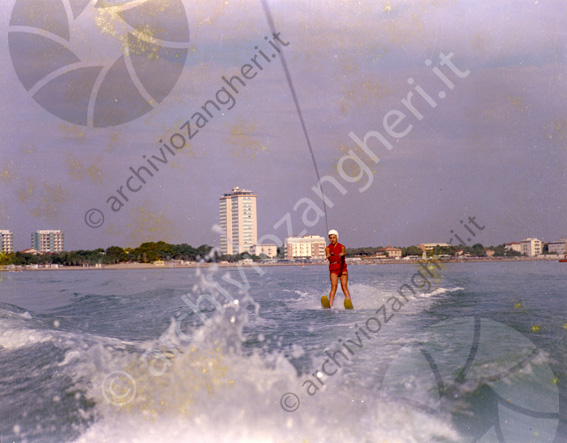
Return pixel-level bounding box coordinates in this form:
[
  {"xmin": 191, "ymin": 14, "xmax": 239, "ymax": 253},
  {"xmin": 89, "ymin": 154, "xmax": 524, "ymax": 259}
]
[{"xmin": 0, "ymin": 261, "xmax": 565, "ymax": 442}]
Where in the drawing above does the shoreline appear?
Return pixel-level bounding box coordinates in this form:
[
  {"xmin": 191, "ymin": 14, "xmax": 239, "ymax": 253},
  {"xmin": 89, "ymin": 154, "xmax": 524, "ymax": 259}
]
[{"xmin": 1, "ymin": 256, "xmax": 563, "ymax": 272}]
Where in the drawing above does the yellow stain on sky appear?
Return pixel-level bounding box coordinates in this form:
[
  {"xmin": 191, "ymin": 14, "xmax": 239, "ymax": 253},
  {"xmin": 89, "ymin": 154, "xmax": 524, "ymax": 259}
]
[
  {"xmin": 168, "ymin": 142, "xmax": 198, "ymax": 170},
  {"xmin": 66, "ymin": 156, "xmax": 83, "ymax": 181},
  {"xmin": 127, "ymin": 206, "xmax": 174, "ymax": 246},
  {"xmin": 103, "ymin": 131, "xmax": 122, "ymax": 154},
  {"xmin": 334, "ymin": 143, "xmax": 379, "ymax": 179},
  {"xmin": 65, "ymin": 154, "xmax": 102, "ymax": 184},
  {"xmin": 193, "ymin": 0, "xmax": 230, "ymax": 27},
  {"xmin": 17, "ymin": 178, "xmax": 35, "ymax": 203},
  {"xmin": 546, "ymin": 119, "xmax": 567, "ymax": 150},
  {"xmin": 30, "ymin": 182, "xmax": 68, "ymax": 223},
  {"xmin": 340, "ymin": 79, "xmax": 394, "ymax": 113},
  {"xmin": 59, "ymin": 123, "xmax": 85, "ymax": 141},
  {"xmin": 93, "ymin": 1, "xmax": 168, "ymax": 60},
  {"xmin": 103, "ymin": 223, "xmax": 121, "ymax": 238},
  {"xmin": 22, "ymin": 145, "xmax": 35, "ymax": 155},
  {"xmin": 382, "ymin": 0, "xmax": 457, "ymax": 46},
  {"xmin": 472, "ymin": 33, "xmax": 488, "ymax": 52},
  {"xmin": 156, "ymin": 123, "xmax": 200, "ymax": 170},
  {"xmin": 225, "ymin": 120, "xmax": 268, "ymax": 159},
  {"xmin": 506, "ymin": 95, "xmax": 528, "ymax": 112},
  {"xmin": 0, "ymin": 164, "xmax": 13, "ymax": 184}
]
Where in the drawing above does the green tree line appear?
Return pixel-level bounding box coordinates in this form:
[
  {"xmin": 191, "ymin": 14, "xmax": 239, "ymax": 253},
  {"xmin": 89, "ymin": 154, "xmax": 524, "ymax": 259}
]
[{"xmin": 0, "ymin": 241, "xmax": 219, "ymax": 267}]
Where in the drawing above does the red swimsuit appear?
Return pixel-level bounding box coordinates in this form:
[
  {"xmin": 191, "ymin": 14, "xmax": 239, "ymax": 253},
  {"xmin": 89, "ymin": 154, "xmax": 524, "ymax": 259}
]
[{"xmin": 328, "ymin": 242, "xmax": 347, "ymax": 276}]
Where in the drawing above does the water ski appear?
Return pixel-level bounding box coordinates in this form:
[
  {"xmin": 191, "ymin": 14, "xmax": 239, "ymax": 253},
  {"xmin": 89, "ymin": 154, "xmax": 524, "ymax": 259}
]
[
  {"xmin": 344, "ymin": 299, "xmax": 353, "ymax": 310},
  {"xmin": 321, "ymin": 295, "xmax": 331, "ymax": 309}
]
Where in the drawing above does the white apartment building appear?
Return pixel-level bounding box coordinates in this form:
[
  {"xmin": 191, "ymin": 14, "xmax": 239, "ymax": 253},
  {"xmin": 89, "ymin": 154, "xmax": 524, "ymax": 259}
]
[
  {"xmin": 252, "ymin": 244, "xmax": 278, "ymax": 258},
  {"xmin": 548, "ymin": 239, "xmax": 567, "ymax": 255},
  {"xmin": 505, "ymin": 242, "xmax": 522, "ymax": 253},
  {"xmin": 284, "ymin": 235, "xmax": 326, "ymax": 260},
  {"xmin": 31, "ymin": 230, "xmax": 65, "ymax": 253},
  {"xmin": 219, "ymin": 187, "xmax": 257, "ymax": 255},
  {"xmin": 520, "ymin": 238, "xmax": 542, "ymax": 257},
  {"xmin": 0, "ymin": 230, "xmax": 14, "ymax": 253}
]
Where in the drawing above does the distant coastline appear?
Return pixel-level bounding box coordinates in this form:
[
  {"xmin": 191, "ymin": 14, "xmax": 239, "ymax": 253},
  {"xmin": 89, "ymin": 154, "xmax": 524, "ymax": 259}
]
[{"xmin": 2, "ymin": 255, "xmax": 562, "ymax": 272}]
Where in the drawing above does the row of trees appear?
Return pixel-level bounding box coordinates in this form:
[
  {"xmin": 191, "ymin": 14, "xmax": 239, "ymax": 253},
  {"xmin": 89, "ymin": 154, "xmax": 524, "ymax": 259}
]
[{"xmin": 0, "ymin": 242, "xmax": 220, "ymax": 267}]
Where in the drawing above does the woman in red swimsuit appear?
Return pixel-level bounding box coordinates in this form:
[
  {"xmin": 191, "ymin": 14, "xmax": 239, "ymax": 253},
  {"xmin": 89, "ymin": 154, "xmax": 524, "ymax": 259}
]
[{"xmin": 326, "ymin": 229, "xmax": 352, "ymax": 307}]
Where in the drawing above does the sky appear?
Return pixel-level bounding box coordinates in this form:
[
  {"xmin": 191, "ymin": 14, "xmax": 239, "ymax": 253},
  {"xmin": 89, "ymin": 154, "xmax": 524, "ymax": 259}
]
[{"xmin": 1, "ymin": 0, "xmax": 566, "ymax": 251}]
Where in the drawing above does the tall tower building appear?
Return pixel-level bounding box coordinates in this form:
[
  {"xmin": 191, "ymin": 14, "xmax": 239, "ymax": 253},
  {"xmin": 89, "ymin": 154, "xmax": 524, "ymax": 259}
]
[
  {"xmin": 219, "ymin": 187, "xmax": 257, "ymax": 255},
  {"xmin": 0, "ymin": 230, "xmax": 14, "ymax": 253},
  {"xmin": 31, "ymin": 230, "xmax": 65, "ymax": 253}
]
